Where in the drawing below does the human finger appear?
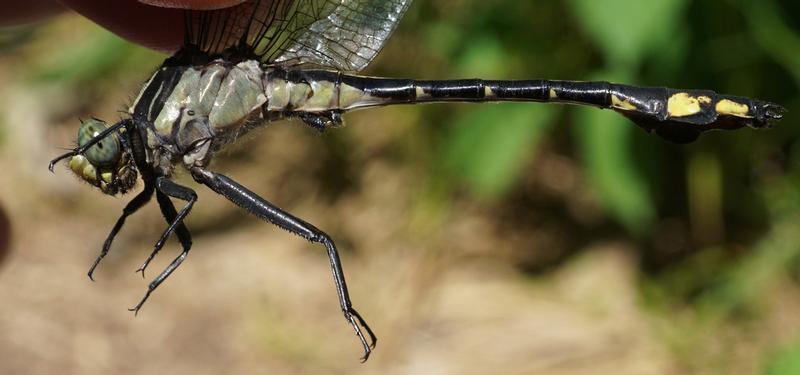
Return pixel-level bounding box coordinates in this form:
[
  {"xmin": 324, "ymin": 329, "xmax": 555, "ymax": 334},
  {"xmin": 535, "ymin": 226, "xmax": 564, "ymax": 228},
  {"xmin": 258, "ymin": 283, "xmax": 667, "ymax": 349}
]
[{"xmin": 0, "ymin": 0, "xmax": 64, "ymax": 27}]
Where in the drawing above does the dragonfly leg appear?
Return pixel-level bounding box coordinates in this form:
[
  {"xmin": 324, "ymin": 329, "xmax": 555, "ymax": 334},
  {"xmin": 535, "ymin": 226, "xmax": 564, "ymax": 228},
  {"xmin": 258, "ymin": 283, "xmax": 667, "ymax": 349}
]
[
  {"xmin": 88, "ymin": 185, "xmax": 154, "ymax": 280},
  {"xmin": 129, "ymin": 177, "xmax": 196, "ymax": 314},
  {"xmin": 134, "ymin": 190, "xmax": 194, "ymax": 277},
  {"xmin": 298, "ymin": 110, "xmax": 343, "ymax": 132},
  {"xmin": 190, "ymin": 167, "xmax": 377, "ymax": 361}
]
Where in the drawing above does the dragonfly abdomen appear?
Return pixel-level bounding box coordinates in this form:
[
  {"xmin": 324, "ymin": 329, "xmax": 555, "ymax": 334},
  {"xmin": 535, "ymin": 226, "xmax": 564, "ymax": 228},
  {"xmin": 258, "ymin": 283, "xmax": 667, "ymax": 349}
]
[{"xmin": 326, "ymin": 75, "xmax": 784, "ymax": 143}]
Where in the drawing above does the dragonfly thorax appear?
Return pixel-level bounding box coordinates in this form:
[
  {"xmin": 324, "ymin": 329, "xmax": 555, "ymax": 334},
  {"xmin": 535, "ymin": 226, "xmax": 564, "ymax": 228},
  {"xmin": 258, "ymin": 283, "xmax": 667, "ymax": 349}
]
[
  {"xmin": 128, "ymin": 61, "xmax": 258, "ymax": 176},
  {"xmin": 129, "ymin": 59, "xmax": 380, "ymax": 175}
]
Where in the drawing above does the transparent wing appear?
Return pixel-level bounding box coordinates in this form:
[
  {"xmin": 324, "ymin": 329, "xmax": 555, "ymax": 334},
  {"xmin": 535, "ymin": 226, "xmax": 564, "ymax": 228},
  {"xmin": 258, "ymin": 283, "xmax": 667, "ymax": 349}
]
[
  {"xmin": 185, "ymin": 0, "xmax": 413, "ymax": 72},
  {"xmin": 270, "ymin": 0, "xmax": 413, "ymax": 71}
]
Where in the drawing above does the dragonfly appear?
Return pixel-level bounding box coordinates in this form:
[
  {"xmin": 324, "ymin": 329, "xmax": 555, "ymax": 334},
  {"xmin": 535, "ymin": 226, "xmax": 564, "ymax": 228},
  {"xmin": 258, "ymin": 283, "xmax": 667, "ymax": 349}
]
[{"xmin": 49, "ymin": 0, "xmax": 784, "ymax": 361}]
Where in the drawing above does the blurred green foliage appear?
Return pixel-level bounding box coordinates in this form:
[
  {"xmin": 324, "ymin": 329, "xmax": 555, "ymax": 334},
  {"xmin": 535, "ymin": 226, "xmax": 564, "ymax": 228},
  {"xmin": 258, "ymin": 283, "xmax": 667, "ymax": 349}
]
[
  {"xmin": 387, "ymin": 1, "xmax": 799, "ymax": 371},
  {"xmin": 6, "ymin": 0, "xmax": 799, "ymax": 371},
  {"xmin": 568, "ymin": 0, "xmax": 688, "ymax": 235},
  {"xmin": 766, "ymin": 340, "xmax": 800, "ymax": 375}
]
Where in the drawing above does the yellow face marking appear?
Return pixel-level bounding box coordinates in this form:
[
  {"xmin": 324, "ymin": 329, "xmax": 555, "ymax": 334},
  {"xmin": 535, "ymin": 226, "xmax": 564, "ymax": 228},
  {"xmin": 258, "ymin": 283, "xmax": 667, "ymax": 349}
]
[
  {"xmin": 548, "ymin": 89, "xmax": 558, "ymax": 100},
  {"xmin": 611, "ymin": 95, "xmax": 637, "ymax": 111},
  {"xmin": 715, "ymin": 99, "xmax": 752, "ymax": 118},
  {"xmin": 69, "ymin": 155, "xmax": 98, "ymax": 183},
  {"xmin": 667, "ymin": 92, "xmax": 703, "ymax": 117},
  {"xmin": 101, "ymin": 172, "xmax": 113, "ymax": 184}
]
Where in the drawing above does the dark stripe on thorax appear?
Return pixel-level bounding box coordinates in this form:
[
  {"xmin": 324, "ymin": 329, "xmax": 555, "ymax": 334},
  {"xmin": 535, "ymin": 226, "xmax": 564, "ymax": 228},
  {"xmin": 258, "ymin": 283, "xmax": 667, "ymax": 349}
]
[{"xmin": 132, "ymin": 66, "xmax": 186, "ymax": 122}]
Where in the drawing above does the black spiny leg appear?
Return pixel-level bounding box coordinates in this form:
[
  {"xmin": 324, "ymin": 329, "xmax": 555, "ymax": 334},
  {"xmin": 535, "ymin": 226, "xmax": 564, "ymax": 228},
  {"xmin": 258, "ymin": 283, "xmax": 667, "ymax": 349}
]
[
  {"xmin": 129, "ymin": 177, "xmax": 197, "ymax": 314},
  {"xmin": 190, "ymin": 167, "xmax": 376, "ymax": 361},
  {"xmin": 298, "ymin": 110, "xmax": 343, "ymax": 133},
  {"xmin": 135, "ymin": 190, "xmax": 194, "ymax": 277},
  {"xmin": 87, "ymin": 185, "xmax": 154, "ymax": 280}
]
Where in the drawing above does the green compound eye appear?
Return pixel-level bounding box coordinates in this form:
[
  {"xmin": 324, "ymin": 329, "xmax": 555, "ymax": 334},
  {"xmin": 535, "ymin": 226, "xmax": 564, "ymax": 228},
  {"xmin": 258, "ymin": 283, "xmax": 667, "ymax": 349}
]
[{"xmin": 77, "ymin": 118, "xmax": 121, "ymax": 168}]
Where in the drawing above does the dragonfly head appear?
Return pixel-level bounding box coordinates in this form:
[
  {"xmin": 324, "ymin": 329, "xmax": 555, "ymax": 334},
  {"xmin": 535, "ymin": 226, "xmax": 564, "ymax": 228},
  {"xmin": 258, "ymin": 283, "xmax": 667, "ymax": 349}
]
[{"xmin": 68, "ymin": 118, "xmax": 138, "ymax": 196}]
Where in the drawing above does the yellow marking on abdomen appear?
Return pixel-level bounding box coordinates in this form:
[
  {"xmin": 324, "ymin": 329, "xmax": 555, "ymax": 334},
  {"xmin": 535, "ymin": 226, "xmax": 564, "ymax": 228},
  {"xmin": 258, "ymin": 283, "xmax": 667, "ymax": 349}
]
[
  {"xmin": 611, "ymin": 95, "xmax": 637, "ymax": 111},
  {"xmin": 299, "ymin": 80, "xmax": 336, "ymax": 111},
  {"xmin": 265, "ymin": 79, "xmax": 290, "ymax": 110},
  {"xmin": 415, "ymin": 86, "xmax": 428, "ymax": 99},
  {"xmin": 484, "ymin": 86, "xmax": 494, "ymax": 98},
  {"xmin": 338, "ymin": 84, "xmax": 366, "ymax": 109},
  {"xmin": 668, "ymin": 92, "xmax": 702, "ymax": 117},
  {"xmin": 287, "ymin": 82, "xmax": 312, "ymax": 108},
  {"xmin": 716, "ymin": 99, "xmax": 752, "ymax": 118},
  {"xmin": 548, "ymin": 88, "xmax": 558, "ymax": 100}
]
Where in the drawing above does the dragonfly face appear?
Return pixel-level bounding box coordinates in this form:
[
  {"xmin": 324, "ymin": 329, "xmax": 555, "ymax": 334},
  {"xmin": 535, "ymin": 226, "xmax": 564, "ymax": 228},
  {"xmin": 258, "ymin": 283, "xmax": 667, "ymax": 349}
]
[
  {"xmin": 49, "ymin": 0, "xmax": 784, "ymax": 362},
  {"xmin": 68, "ymin": 118, "xmax": 137, "ymax": 196}
]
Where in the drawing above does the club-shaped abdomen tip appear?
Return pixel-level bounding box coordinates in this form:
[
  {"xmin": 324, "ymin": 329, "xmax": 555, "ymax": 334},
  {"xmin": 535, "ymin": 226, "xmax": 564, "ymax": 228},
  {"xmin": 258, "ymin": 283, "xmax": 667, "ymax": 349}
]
[{"xmin": 766, "ymin": 103, "xmax": 787, "ymax": 121}]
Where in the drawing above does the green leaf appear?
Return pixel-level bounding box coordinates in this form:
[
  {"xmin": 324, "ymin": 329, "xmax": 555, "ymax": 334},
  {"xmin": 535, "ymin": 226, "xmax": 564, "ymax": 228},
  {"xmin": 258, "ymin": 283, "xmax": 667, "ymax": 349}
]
[
  {"xmin": 442, "ymin": 104, "xmax": 555, "ymax": 200},
  {"xmin": 736, "ymin": 0, "xmax": 800, "ymax": 85},
  {"xmin": 433, "ymin": 33, "xmax": 555, "ymax": 200},
  {"xmin": 567, "ymin": 0, "xmax": 688, "ymax": 65},
  {"xmin": 454, "ymin": 35, "xmax": 507, "ymax": 77},
  {"xmin": 574, "ymin": 102, "xmax": 655, "ymax": 235}
]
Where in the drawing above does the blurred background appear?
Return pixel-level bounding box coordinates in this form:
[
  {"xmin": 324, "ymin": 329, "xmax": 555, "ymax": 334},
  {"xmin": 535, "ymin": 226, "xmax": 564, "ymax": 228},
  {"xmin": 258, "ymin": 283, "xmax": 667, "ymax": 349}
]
[{"xmin": 1, "ymin": 0, "xmax": 799, "ymax": 373}]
